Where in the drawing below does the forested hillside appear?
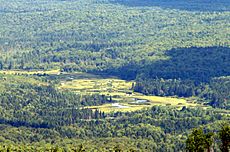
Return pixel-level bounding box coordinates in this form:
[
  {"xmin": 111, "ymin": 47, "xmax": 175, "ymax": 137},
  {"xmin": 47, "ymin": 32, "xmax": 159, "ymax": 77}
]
[
  {"xmin": 112, "ymin": 0, "xmax": 230, "ymax": 11},
  {"xmin": 0, "ymin": 73, "xmax": 229, "ymax": 151},
  {"xmin": 0, "ymin": 0, "xmax": 229, "ymax": 72},
  {"xmin": 0, "ymin": 0, "xmax": 229, "ymax": 151}
]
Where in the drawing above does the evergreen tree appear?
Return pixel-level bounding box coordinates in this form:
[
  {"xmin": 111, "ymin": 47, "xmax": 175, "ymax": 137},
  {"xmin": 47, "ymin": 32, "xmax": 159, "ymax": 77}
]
[
  {"xmin": 186, "ymin": 128, "xmax": 214, "ymax": 152},
  {"xmin": 219, "ymin": 123, "xmax": 230, "ymax": 152}
]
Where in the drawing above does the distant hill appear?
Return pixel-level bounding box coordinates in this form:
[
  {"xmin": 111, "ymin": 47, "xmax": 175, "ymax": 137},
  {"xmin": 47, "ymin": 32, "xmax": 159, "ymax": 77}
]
[
  {"xmin": 0, "ymin": 0, "xmax": 229, "ymax": 150},
  {"xmin": 111, "ymin": 0, "xmax": 230, "ymax": 11},
  {"xmin": 0, "ymin": 0, "xmax": 229, "ymax": 79}
]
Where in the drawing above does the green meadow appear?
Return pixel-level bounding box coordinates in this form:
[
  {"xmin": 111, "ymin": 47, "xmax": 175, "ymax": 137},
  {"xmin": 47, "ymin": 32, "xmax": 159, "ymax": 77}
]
[
  {"xmin": 0, "ymin": 70, "xmax": 204, "ymax": 113},
  {"xmin": 57, "ymin": 72, "xmax": 200, "ymax": 113}
]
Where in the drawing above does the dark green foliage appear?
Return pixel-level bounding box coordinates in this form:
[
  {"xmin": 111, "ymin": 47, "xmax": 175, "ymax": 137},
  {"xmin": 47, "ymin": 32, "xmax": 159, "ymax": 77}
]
[
  {"xmin": 111, "ymin": 0, "xmax": 230, "ymax": 11},
  {"xmin": 0, "ymin": 0, "xmax": 229, "ymax": 151},
  {"xmin": 186, "ymin": 128, "xmax": 214, "ymax": 152},
  {"xmin": 140, "ymin": 47, "xmax": 230, "ymax": 82},
  {"xmin": 135, "ymin": 77, "xmax": 230, "ymax": 109},
  {"xmin": 0, "ymin": 75, "xmax": 110, "ymax": 128},
  {"xmin": 0, "ymin": 0, "xmax": 229, "ymax": 76},
  {"xmin": 219, "ymin": 123, "xmax": 230, "ymax": 152},
  {"xmin": 0, "ymin": 75, "xmax": 229, "ymax": 151},
  {"xmin": 186, "ymin": 123, "xmax": 230, "ymax": 152}
]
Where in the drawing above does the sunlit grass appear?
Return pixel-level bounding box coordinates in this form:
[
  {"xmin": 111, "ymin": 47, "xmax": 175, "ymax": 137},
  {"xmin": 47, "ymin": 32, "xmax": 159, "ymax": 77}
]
[
  {"xmin": 86, "ymin": 103, "xmax": 149, "ymax": 113},
  {"xmin": 0, "ymin": 69, "xmax": 60, "ymax": 75},
  {"xmin": 59, "ymin": 78, "xmax": 133, "ymax": 94},
  {"xmin": 0, "ymin": 70, "xmax": 200, "ymax": 112},
  {"xmin": 132, "ymin": 95, "xmax": 197, "ymax": 107},
  {"xmin": 58, "ymin": 74, "xmax": 200, "ymax": 113},
  {"xmin": 87, "ymin": 95, "xmax": 198, "ymax": 113}
]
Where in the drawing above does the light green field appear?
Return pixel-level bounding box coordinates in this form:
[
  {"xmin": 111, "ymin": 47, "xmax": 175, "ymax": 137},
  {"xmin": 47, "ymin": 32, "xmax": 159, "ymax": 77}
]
[
  {"xmin": 86, "ymin": 95, "xmax": 198, "ymax": 113},
  {"xmin": 132, "ymin": 95, "xmax": 197, "ymax": 106},
  {"xmin": 58, "ymin": 75, "xmax": 199, "ymax": 113},
  {"xmin": 59, "ymin": 78, "xmax": 133, "ymax": 95},
  {"xmin": 86, "ymin": 103, "xmax": 149, "ymax": 113},
  {"xmin": 0, "ymin": 69, "xmax": 60, "ymax": 75},
  {"xmin": 0, "ymin": 70, "xmax": 200, "ymax": 113}
]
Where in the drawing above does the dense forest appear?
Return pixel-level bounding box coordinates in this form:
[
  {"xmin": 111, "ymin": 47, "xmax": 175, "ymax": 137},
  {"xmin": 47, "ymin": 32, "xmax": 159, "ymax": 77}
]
[
  {"xmin": 135, "ymin": 76, "xmax": 230, "ymax": 109},
  {"xmin": 0, "ymin": 0, "xmax": 229, "ymax": 151},
  {"xmin": 0, "ymin": 0, "xmax": 229, "ymax": 72},
  {"xmin": 0, "ymin": 73, "xmax": 229, "ymax": 151},
  {"xmin": 111, "ymin": 0, "xmax": 230, "ymax": 11}
]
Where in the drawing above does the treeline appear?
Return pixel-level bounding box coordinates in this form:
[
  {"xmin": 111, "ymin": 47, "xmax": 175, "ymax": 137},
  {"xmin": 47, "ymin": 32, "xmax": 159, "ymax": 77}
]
[
  {"xmin": 0, "ymin": 105, "xmax": 229, "ymax": 151},
  {"xmin": 134, "ymin": 77, "xmax": 230, "ymax": 109},
  {"xmin": 132, "ymin": 47, "xmax": 230, "ymax": 110},
  {"xmin": 0, "ymin": 0, "xmax": 230, "ymax": 74},
  {"xmin": 0, "ymin": 75, "xmax": 229, "ymax": 151},
  {"xmin": 0, "ymin": 0, "xmax": 229, "ymax": 82},
  {"xmin": 0, "ymin": 123, "xmax": 229, "ymax": 152},
  {"xmin": 0, "ymin": 74, "xmax": 112, "ymax": 128},
  {"xmin": 74, "ymin": 106, "xmax": 228, "ymax": 138},
  {"xmin": 0, "ymin": 137, "xmax": 161, "ymax": 152},
  {"xmin": 138, "ymin": 47, "xmax": 230, "ymax": 82},
  {"xmin": 111, "ymin": 0, "xmax": 230, "ymax": 11}
]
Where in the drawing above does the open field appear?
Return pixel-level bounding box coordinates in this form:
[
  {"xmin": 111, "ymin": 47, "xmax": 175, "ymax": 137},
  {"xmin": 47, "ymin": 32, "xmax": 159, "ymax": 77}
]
[
  {"xmin": 0, "ymin": 69, "xmax": 60, "ymax": 75},
  {"xmin": 87, "ymin": 103, "xmax": 149, "ymax": 113},
  {"xmin": 86, "ymin": 95, "xmax": 198, "ymax": 113},
  {"xmin": 132, "ymin": 95, "xmax": 197, "ymax": 107},
  {"xmin": 58, "ymin": 78, "xmax": 133, "ymax": 95},
  {"xmin": 0, "ymin": 70, "xmax": 202, "ymax": 113},
  {"xmin": 58, "ymin": 73, "xmax": 199, "ymax": 113}
]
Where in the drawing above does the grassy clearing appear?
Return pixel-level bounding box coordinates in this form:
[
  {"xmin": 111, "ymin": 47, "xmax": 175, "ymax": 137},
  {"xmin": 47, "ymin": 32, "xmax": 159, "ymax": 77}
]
[
  {"xmin": 87, "ymin": 95, "xmax": 198, "ymax": 113},
  {"xmin": 132, "ymin": 95, "xmax": 197, "ymax": 107},
  {"xmin": 0, "ymin": 70, "xmax": 201, "ymax": 113},
  {"xmin": 59, "ymin": 78, "xmax": 133, "ymax": 95},
  {"xmin": 58, "ymin": 74, "xmax": 199, "ymax": 113},
  {"xmin": 0, "ymin": 69, "xmax": 60, "ymax": 75},
  {"xmin": 87, "ymin": 103, "xmax": 148, "ymax": 113}
]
